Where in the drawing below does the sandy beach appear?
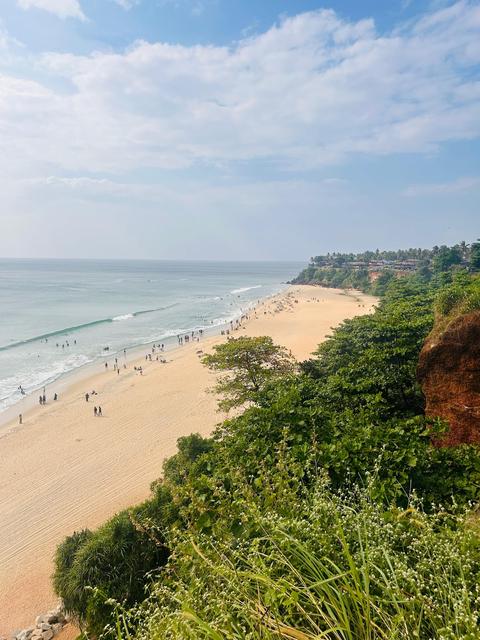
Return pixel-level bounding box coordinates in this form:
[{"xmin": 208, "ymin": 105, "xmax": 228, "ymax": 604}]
[{"xmin": 0, "ymin": 285, "xmax": 377, "ymax": 635}]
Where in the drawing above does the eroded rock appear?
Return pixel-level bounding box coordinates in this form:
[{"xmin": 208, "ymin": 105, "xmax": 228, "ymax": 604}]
[{"xmin": 417, "ymin": 310, "xmax": 480, "ymax": 446}]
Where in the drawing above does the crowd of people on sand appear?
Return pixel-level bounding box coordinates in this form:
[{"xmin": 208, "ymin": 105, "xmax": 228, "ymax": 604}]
[
  {"xmin": 176, "ymin": 329, "xmax": 204, "ymax": 345},
  {"xmin": 15, "ymin": 299, "xmax": 278, "ymax": 427},
  {"xmin": 219, "ymin": 314, "xmax": 252, "ymax": 336}
]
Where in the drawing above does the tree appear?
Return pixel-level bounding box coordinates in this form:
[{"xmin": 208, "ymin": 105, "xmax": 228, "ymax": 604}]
[
  {"xmin": 302, "ymin": 278, "xmax": 435, "ymax": 418},
  {"xmin": 202, "ymin": 336, "xmax": 296, "ymax": 411},
  {"xmin": 370, "ymin": 270, "xmax": 394, "ymax": 295},
  {"xmin": 433, "ymin": 245, "xmax": 462, "ymax": 272},
  {"xmin": 163, "ymin": 433, "xmax": 214, "ymax": 485},
  {"xmin": 470, "ymin": 239, "xmax": 480, "ymax": 271}
]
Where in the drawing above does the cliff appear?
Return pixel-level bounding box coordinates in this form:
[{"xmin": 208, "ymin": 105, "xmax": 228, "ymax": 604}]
[{"xmin": 417, "ymin": 311, "xmax": 480, "ymax": 446}]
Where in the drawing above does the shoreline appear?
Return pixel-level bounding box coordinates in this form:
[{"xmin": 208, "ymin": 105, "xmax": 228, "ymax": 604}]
[
  {"xmin": 0, "ymin": 285, "xmax": 377, "ymax": 636},
  {"xmin": 0, "ymin": 286, "xmax": 286, "ymax": 433}
]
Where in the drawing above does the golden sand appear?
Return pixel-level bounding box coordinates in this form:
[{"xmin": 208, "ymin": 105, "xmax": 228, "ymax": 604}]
[{"xmin": 0, "ymin": 285, "xmax": 376, "ymax": 634}]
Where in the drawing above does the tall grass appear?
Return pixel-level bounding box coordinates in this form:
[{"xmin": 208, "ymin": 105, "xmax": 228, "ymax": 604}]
[{"xmin": 120, "ymin": 486, "xmax": 480, "ymax": 640}]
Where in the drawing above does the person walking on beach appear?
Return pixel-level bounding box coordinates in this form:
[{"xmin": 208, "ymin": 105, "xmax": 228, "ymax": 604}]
[
  {"xmin": 98, "ymin": 406, "xmax": 102, "ymax": 416},
  {"xmin": 54, "ymin": 393, "xmax": 58, "ymax": 401},
  {"xmin": 19, "ymin": 413, "xmax": 22, "ymax": 424},
  {"xmin": 39, "ymin": 395, "xmax": 43, "ymax": 405},
  {"xmin": 85, "ymin": 392, "xmax": 89, "ymax": 402},
  {"xmin": 42, "ymin": 394, "xmax": 46, "ymax": 404},
  {"xmin": 94, "ymin": 406, "xmax": 97, "ymax": 417}
]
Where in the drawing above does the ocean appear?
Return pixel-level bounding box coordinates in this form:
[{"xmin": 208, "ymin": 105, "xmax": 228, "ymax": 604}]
[{"xmin": 0, "ymin": 259, "xmax": 304, "ymax": 414}]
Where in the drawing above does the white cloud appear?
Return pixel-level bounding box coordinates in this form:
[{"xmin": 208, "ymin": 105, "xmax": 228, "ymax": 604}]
[
  {"xmin": 16, "ymin": 0, "xmax": 86, "ymax": 20},
  {"xmin": 0, "ymin": 23, "xmax": 24, "ymax": 51},
  {"xmin": 27, "ymin": 175, "xmax": 116, "ymax": 189},
  {"xmin": 24, "ymin": 175, "xmax": 153, "ymax": 199},
  {"xmin": 1, "ymin": 1, "xmax": 479, "ymax": 180},
  {"xmin": 111, "ymin": 0, "xmax": 140, "ymax": 9},
  {"xmin": 158, "ymin": 0, "xmax": 208, "ymax": 15},
  {"xmin": 403, "ymin": 176, "xmax": 480, "ymax": 196}
]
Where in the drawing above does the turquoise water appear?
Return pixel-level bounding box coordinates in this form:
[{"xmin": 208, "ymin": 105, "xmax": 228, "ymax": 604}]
[{"xmin": 0, "ymin": 259, "xmax": 303, "ymax": 412}]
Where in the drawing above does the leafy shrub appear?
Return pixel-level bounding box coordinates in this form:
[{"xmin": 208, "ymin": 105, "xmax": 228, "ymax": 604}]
[
  {"xmin": 53, "ymin": 529, "xmax": 93, "ymax": 622},
  {"xmin": 53, "ymin": 484, "xmax": 177, "ymax": 634},
  {"xmin": 302, "ymin": 279, "xmax": 435, "ymax": 418},
  {"xmin": 162, "ymin": 433, "xmax": 214, "ymax": 486},
  {"xmin": 432, "ymin": 275, "xmax": 480, "ymax": 337},
  {"xmin": 130, "ymin": 483, "xmax": 480, "ymax": 640}
]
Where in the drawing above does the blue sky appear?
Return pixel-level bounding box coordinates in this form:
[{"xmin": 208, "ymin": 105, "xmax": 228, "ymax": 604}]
[{"xmin": 0, "ymin": 0, "xmax": 478, "ymax": 259}]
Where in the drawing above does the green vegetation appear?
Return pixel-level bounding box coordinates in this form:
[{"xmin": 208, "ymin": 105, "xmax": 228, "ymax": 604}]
[
  {"xmin": 471, "ymin": 239, "xmax": 480, "ymax": 271},
  {"xmin": 54, "ymin": 485, "xmax": 177, "ymax": 635},
  {"xmin": 139, "ymin": 487, "xmax": 480, "ymax": 640},
  {"xmin": 53, "ymin": 247, "xmax": 480, "ymax": 639},
  {"xmin": 292, "ymin": 240, "xmax": 479, "ymax": 294},
  {"xmin": 201, "ymin": 336, "xmax": 296, "ymax": 410},
  {"xmin": 434, "ymin": 273, "xmax": 480, "ymax": 330}
]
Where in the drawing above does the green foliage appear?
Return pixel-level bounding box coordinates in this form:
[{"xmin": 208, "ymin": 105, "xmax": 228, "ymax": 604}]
[
  {"xmin": 162, "ymin": 433, "xmax": 214, "ymax": 486},
  {"xmin": 433, "ymin": 274, "xmax": 480, "ymax": 337},
  {"xmin": 130, "ymin": 484, "xmax": 480, "ymax": 640},
  {"xmin": 433, "ymin": 245, "xmax": 462, "ymax": 272},
  {"xmin": 435, "ymin": 284, "xmax": 467, "ymax": 316},
  {"xmin": 202, "ymin": 336, "xmax": 296, "ymax": 411},
  {"xmin": 53, "ymin": 258, "xmax": 480, "ymax": 640},
  {"xmin": 292, "ymin": 241, "xmax": 477, "ymax": 293},
  {"xmin": 471, "ymin": 240, "xmax": 480, "ymax": 271},
  {"xmin": 369, "ymin": 269, "xmax": 395, "ymax": 296},
  {"xmin": 311, "ymin": 247, "xmax": 435, "ymax": 264},
  {"xmin": 53, "ymin": 484, "xmax": 177, "ymax": 634},
  {"xmin": 303, "ymin": 279, "xmax": 435, "ymax": 418},
  {"xmin": 53, "ymin": 529, "xmax": 93, "ymax": 625}
]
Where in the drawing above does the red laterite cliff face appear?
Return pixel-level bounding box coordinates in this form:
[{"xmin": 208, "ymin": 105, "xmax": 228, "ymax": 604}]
[{"xmin": 417, "ymin": 311, "xmax": 480, "ymax": 446}]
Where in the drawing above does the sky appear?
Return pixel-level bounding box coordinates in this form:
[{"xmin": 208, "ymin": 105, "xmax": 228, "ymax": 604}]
[{"xmin": 0, "ymin": 0, "xmax": 479, "ymax": 260}]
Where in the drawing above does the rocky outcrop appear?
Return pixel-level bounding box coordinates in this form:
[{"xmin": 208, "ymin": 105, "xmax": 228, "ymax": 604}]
[
  {"xmin": 10, "ymin": 605, "xmax": 68, "ymax": 640},
  {"xmin": 417, "ymin": 310, "xmax": 480, "ymax": 446}
]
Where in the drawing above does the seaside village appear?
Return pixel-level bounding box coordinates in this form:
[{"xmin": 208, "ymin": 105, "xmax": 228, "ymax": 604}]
[{"xmin": 309, "ymin": 256, "xmax": 421, "ymax": 282}]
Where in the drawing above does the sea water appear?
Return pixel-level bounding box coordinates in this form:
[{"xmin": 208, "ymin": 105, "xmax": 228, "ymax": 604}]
[{"xmin": 0, "ymin": 259, "xmax": 304, "ymax": 413}]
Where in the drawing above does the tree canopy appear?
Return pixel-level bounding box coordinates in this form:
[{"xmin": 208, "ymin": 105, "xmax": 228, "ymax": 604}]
[{"xmin": 201, "ymin": 335, "xmax": 296, "ymax": 411}]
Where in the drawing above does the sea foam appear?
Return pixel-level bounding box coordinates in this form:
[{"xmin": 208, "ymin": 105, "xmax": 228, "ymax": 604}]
[{"xmin": 230, "ymin": 285, "xmax": 262, "ymax": 294}]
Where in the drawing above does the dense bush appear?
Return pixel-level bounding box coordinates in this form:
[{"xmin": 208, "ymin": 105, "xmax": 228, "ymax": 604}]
[
  {"xmin": 434, "ymin": 273, "xmax": 480, "ymax": 333},
  {"xmin": 129, "ymin": 483, "xmax": 480, "ymax": 640},
  {"xmin": 53, "ymin": 485, "xmax": 177, "ymax": 633},
  {"xmin": 303, "ymin": 279, "xmax": 435, "ymax": 418},
  {"xmin": 162, "ymin": 433, "xmax": 214, "ymax": 486}
]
